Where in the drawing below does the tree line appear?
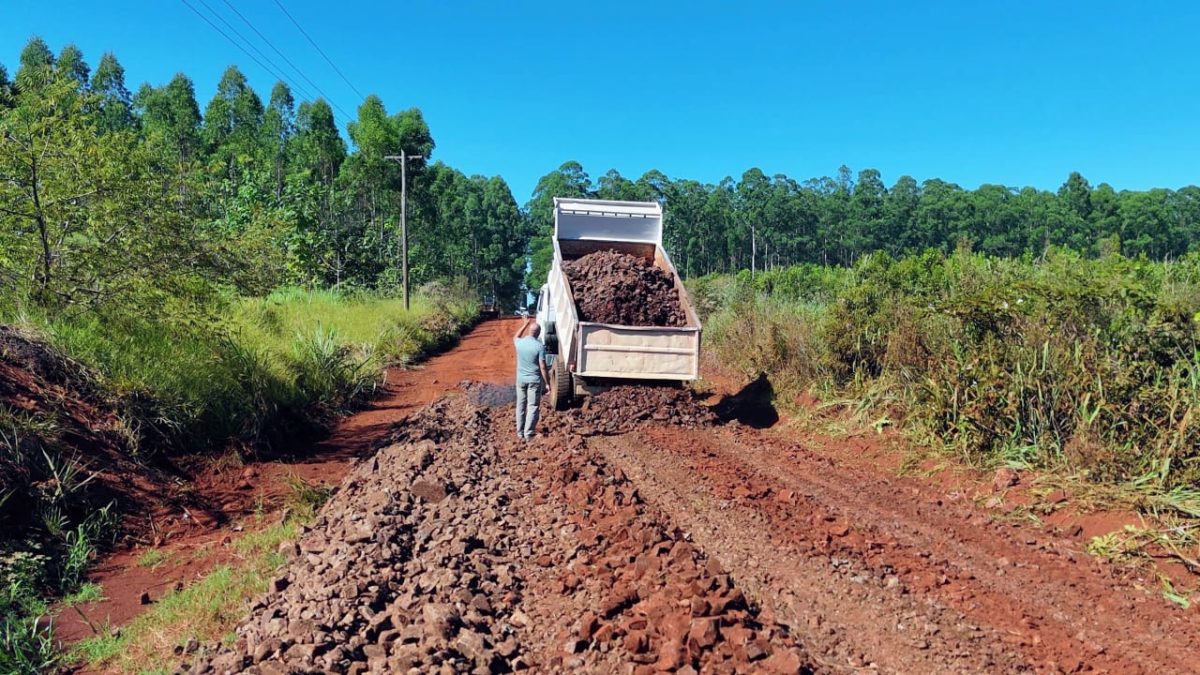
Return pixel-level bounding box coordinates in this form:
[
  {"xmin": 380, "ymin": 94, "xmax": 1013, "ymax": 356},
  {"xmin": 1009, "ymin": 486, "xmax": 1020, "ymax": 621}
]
[
  {"xmin": 525, "ymin": 161, "xmax": 1200, "ymax": 284},
  {"xmin": 6, "ymin": 36, "xmax": 1199, "ymax": 315},
  {"xmin": 0, "ymin": 37, "xmax": 530, "ymax": 314}
]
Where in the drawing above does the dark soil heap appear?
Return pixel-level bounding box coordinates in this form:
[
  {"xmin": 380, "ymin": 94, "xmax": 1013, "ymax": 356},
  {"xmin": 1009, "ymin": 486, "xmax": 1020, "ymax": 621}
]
[
  {"xmin": 563, "ymin": 250, "xmax": 687, "ymax": 327},
  {"xmin": 560, "ymin": 385, "xmax": 715, "ymax": 436},
  {"xmin": 0, "ymin": 326, "xmax": 174, "ymax": 539}
]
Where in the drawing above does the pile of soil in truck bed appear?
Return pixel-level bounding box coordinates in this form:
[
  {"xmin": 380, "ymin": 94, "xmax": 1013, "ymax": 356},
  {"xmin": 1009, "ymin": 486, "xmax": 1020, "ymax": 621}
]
[{"xmin": 563, "ymin": 250, "xmax": 687, "ymax": 327}]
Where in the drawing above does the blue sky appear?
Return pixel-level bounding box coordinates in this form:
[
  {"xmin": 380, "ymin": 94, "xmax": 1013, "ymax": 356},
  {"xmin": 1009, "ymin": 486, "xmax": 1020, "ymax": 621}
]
[{"xmin": 5, "ymin": 1, "xmax": 1199, "ymax": 202}]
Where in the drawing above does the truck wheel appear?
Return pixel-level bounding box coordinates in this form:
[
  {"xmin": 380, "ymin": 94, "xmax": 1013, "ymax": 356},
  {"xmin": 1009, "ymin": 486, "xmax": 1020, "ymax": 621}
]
[{"xmin": 551, "ymin": 354, "xmax": 572, "ymax": 410}]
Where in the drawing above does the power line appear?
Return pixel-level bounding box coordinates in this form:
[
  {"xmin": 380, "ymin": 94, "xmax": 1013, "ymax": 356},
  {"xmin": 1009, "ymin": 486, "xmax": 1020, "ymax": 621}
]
[
  {"xmin": 179, "ymin": 0, "xmax": 352, "ymax": 127},
  {"xmin": 271, "ymin": 0, "xmax": 366, "ymax": 101},
  {"xmin": 219, "ymin": 0, "xmax": 356, "ymax": 122},
  {"xmin": 179, "ymin": 0, "xmax": 310, "ymax": 102},
  {"xmin": 192, "ymin": 0, "xmax": 316, "ymax": 102}
]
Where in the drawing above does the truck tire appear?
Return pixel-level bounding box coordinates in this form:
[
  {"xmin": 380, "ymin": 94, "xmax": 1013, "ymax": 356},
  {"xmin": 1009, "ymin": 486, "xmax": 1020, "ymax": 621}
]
[{"xmin": 551, "ymin": 354, "xmax": 572, "ymax": 410}]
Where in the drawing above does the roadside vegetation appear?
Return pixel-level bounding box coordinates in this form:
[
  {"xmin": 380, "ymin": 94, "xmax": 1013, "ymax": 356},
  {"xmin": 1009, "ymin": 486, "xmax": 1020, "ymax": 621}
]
[
  {"xmin": 693, "ymin": 248, "xmax": 1200, "ymax": 563},
  {"xmin": 0, "ymin": 284, "xmax": 477, "ymax": 672},
  {"xmin": 1, "ymin": 34, "xmax": 497, "ymax": 671}
]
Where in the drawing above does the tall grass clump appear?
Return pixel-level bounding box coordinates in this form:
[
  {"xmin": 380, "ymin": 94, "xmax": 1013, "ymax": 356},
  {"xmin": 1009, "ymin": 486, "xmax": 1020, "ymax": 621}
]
[
  {"xmin": 695, "ymin": 249, "xmax": 1200, "ymax": 495},
  {"xmin": 2, "ymin": 281, "xmax": 478, "ymax": 458}
]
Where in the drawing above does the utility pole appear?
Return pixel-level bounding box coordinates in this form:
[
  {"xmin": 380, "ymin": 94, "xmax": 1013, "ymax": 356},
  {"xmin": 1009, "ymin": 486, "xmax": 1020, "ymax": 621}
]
[
  {"xmin": 751, "ymin": 223, "xmax": 757, "ymax": 280},
  {"xmin": 385, "ymin": 151, "xmax": 420, "ymax": 310}
]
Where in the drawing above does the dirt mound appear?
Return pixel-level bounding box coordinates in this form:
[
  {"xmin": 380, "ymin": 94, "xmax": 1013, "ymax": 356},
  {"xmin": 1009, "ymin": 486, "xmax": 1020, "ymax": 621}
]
[
  {"xmin": 521, "ymin": 429, "xmax": 813, "ymax": 673},
  {"xmin": 563, "ymin": 250, "xmax": 687, "ymax": 327},
  {"xmin": 0, "ymin": 325, "xmax": 176, "ymax": 539},
  {"xmin": 188, "ymin": 398, "xmax": 531, "ymax": 674},
  {"xmin": 557, "ymin": 384, "xmax": 715, "ymax": 436}
]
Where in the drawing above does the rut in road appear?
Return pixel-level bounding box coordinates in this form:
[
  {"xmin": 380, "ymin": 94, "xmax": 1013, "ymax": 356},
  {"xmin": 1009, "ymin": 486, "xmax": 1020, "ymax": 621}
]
[{"xmin": 597, "ymin": 424, "xmax": 1200, "ymax": 674}]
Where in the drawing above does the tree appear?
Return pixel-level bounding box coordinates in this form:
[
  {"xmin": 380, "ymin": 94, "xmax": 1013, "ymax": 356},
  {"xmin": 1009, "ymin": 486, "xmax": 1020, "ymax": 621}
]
[
  {"xmin": 17, "ymin": 37, "xmax": 55, "ymax": 86},
  {"xmin": 1058, "ymin": 172, "xmax": 1092, "ymax": 221},
  {"xmin": 0, "ymin": 63, "xmax": 13, "ymax": 109},
  {"xmin": 884, "ymin": 176, "xmax": 920, "ymax": 254},
  {"xmin": 263, "ymin": 81, "xmax": 295, "ymax": 197},
  {"xmin": 293, "ymin": 99, "xmax": 345, "ymax": 184},
  {"xmin": 203, "ymin": 66, "xmax": 265, "ymax": 181},
  {"xmin": 850, "ymin": 168, "xmax": 887, "ymax": 258},
  {"xmin": 479, "ymin": 176, "xmax": 526, "ymax": 307},
  {"xmin": 56, "ymin": 44, "xmax": 90, "ymax": 89},
  {"xmin": 135, "ymin": 74, "xmax": 203, "ymax": 164},
  {"xmin": 92, "ymin": 53, "xmax": 134, "ymax": 133},
  {"xmin": 736, "ymin": 168, "xmax": 771, "ymax": 273},
  {"xmin": 596, "ymin": 169, "xmax": 647, "ymax": 201},
  {"xmin": 0, "ymin": 68, "xmax": 209, "ymax": 308}
]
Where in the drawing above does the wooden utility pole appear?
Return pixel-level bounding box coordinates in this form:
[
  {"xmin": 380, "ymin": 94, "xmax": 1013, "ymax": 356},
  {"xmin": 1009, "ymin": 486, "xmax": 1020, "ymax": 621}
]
[
  {"xmin": 385, "ymin": 151, "xmax": 420, "ymax": 310},
  {"xmin": 751, "ymin": 223, "xmax": 757, "ymax": 280}
]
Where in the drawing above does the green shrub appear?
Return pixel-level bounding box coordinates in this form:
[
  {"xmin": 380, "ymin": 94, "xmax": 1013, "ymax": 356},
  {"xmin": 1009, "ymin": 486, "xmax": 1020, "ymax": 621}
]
[{"xmin": 694, "ymin": 250, "xmax": 1200, "ymax": 492}]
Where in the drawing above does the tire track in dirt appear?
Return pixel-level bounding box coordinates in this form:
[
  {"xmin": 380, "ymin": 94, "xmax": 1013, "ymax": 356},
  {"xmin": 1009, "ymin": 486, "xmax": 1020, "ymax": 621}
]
[{"xmin": 594, "ymin": 425, "xmax": 1199, "ymax": 674}]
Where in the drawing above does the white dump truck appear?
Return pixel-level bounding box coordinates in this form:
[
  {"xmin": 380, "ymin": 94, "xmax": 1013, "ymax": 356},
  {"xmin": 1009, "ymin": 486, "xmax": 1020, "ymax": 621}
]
[{"xmin": 534, "ymin": 197, "xmax": 702, "ymax": 409}]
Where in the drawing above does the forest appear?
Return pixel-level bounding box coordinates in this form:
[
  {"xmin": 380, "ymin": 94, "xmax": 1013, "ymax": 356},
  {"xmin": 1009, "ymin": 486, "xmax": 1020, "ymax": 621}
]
[
  {"xmin": 525, "ymin": 162, "xmax": 1200, "ymax": 290},
  {"xmin": 0, "ymin": 37, "xmax": 529, "ymax": 315},
  {"xmin": 6, "ymin": 36, "xmax": 1200, "ymax": 318}
]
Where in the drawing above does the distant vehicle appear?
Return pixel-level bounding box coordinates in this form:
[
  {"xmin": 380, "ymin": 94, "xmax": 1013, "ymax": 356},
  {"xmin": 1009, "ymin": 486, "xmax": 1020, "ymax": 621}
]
[
  {"xmin": 535, "ymin": 198, "xmax": 701, "ymax": 409},
  {"xmin": 481, "ymin": 295, "xmax": 498, "ymax": 318}
]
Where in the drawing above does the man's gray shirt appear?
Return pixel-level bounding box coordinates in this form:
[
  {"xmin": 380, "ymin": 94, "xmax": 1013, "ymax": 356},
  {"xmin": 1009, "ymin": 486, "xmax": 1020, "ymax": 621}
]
[{"xmin": 514, "ymin": 336, "xmax": 545, "ymax": 384}]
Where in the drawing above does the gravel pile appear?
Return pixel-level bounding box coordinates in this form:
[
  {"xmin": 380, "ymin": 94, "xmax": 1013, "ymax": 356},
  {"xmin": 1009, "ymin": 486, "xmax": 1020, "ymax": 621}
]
[
  {"xmin": 187, "ymin": 400, "xmax": 533, "ymax": 674},
  {"xmin": 563, "ymin": 250, "xmax": 687, "ymax": 327},
  {"xmin": 187, "ymin": 384, "xmax": 807, "ymax": 674}
]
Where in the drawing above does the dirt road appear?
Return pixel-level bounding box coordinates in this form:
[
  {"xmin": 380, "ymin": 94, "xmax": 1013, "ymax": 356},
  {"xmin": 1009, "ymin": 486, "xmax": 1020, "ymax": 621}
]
[{"xmin": 187, "ymin": 318, "xmax": 1199, "ymax": 674}]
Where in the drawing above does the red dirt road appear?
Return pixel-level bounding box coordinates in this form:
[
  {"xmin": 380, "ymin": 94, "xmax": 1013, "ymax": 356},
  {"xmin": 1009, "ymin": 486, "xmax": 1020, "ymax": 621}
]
[{"xmin": 597, "ymin": 425, "xmax": 1199, "ymax": 673}]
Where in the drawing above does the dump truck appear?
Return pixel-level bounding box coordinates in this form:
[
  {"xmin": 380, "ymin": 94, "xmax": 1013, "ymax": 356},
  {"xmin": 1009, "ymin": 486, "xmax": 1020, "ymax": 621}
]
[{"xmin": 534, "ymin": 197, "xmax": 701, "ymax": 409}]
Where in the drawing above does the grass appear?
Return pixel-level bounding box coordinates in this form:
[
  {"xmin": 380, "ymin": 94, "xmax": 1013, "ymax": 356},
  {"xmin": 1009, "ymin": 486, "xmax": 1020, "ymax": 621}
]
[
  {"xmin": 61, "ymin": 583, "xmax": 105, "ymax": 607},
  {"xmin": 136, "ymin": 548, "xmax": 172, "ymax": 570},
  {"xmin": 280, "ymin": 473, "xmax": 335, "ymax": 523},
  {"xmin": 73, "ymin": 519, "xmax": 300, "ymax": 674},
  {"xmin": 4, "ymin": 284, "xmax": 478, "ymax": 460},
  {"xmin": 71, "ymin": 473, "xmax": 332, "ymax": 673}
]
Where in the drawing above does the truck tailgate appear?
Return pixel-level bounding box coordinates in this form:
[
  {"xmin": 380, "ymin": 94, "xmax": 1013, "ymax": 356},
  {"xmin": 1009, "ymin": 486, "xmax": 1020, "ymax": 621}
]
[{"xmin": 575, "ymin": 323, "xmax": 701, "ymax": 380}]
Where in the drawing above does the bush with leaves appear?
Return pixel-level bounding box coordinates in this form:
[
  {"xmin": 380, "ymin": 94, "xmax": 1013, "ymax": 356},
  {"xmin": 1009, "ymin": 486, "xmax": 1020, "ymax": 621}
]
[{"xmin": 695, "ymin": 249, "xmax": 1200, "ymax": 495}]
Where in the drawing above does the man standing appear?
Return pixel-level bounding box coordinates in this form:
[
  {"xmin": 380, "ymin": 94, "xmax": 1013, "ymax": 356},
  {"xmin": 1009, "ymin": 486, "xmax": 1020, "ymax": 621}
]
[{"xmin": 513, "ymin": 316, "xmax": 550, "ymax": 440}]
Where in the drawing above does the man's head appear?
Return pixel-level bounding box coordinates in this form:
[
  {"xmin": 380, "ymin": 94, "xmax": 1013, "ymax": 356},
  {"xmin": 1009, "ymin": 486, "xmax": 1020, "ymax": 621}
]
[{"xmin": 528, "ymin": 324, "xmax": 541, "ymax": 338}]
